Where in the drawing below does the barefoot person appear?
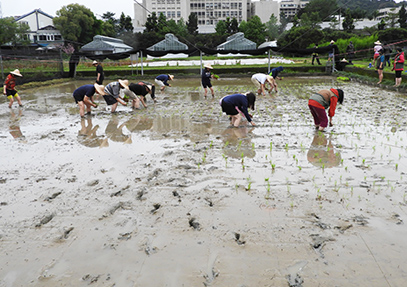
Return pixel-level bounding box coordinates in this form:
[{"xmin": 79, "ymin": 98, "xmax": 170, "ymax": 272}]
[
  {"xmin": 392, "ymin": 47, "xmax": 404, "ymax": 87},
  {"xmin": 3, "ymin": 69, "xmax": 23, "ymax": 108},
  {"xmin": 220, "ymin": 92, "xmax": 256, "ymax": 127},
  {"xmin": 308, "ymin": 88, "xmax": 344, "ymax": 131},
  {"xmin": 123, "ymin": 81, "xmax": 156, "ymax": 109},
  {"xmin": 155, "ymin": 74, "xmax": 174, "ymax": 92},
  {"xmin": 92, "ymin": 60, "xmax": 104, "ymax": 85},
  {"xmin": 73, "ymin": 83, "xmax": 105, "ymax": 117},
  {"xmin": 103, "ymin": 80, "xmax": 129, "ymax": 113},
  {"xmin": 201, "ymin": 63, "xmax": 215, "ymax": 98},
  {"xmin": 251, "ymin": 73, "xmax": 275, "ymax": 96}
]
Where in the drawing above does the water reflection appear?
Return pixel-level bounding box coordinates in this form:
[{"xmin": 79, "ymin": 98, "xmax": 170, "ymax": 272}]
[
  {"xmin": 124, "ymin": 115, "xmax": 154, "ymax": 132},
  {"xmin": 77, "ymin": 117, "xmax": 108, "ymax": 148},
  {"xmin": 105, "ymin": 115, "xmax": 132, "ymax": 144},
  {"xmin": 9, "ymin": 109, "xmax": 26, "ymax": 142},
  {"xmin": 222, "ymin": 127, "xmax": 255, "ymax": 159},
  {"xmin": 307, "ymin": 132, "xmax": 341, "ymax": 168}
]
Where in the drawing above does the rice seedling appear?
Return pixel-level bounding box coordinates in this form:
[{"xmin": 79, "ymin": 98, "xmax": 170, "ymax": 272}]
[{"xmin": 222, "ymin": 153, "xmax": 228, "ymax": 167}]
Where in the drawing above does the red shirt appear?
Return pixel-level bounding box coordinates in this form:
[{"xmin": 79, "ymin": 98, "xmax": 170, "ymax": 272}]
[{"xmin": 4, "ymin": 74, "xmax": 16, "ymax": 90}]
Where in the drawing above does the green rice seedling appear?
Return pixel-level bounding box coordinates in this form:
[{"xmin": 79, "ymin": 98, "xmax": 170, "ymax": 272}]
[
  {"xmin": 209, "ymin": 141, "xmax": 213, "ymax": 149},
  {"xmin": 285, "ymin": 143, "xmax": 289, "ymax": 152},
  {"xmin": 251, "ymin": 143, "xmax": 255, "ymax": 151},
  {"xmin": 202, "ymin": 150, "xmax": 207, "ymax": 163},
  {"xmin": 238, "ymin": 140, "xmax": 242, "ymax": 150},
  {"xmin": 297, "ymin": 166, "xmax": 302, "ymax": 171},
  {"xmin": 246, "ymin": 177, "xmax": 252, "ymax": 191},
  {"xmin": 269, "ymin": 142, "xmax": 273, "ymax": 153},
  {"xmin": 222, "ymin": 154, "xmax": 228, "ymax": 168},
  {"xmin": 224, "ymin": 141, "xmax": 229, "ymax": 148},
  {"xmin": 395, "ymin": 163, "xmax": 398, "ymax": 171}
]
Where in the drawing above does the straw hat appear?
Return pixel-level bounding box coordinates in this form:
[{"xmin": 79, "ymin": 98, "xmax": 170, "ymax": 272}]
[
  {"xmin": 266, "ymin": 75, "xmax": 274, "ymax": 83},
  {"xmin": 340, "ymin": 58, "xmax": 348, "ymax": 63},
  {"xmin": 330, "ymin": 40, "xmax": 335, "ymax": 44},
  {"xmin": 94, "ymin": 83, "xmax": 106, "ymax": 95},
  {"xmin": 204, "ymin": 63, "xmax": 213, "ymax": 69},
  {"xmin": 118, "ymin": 79, "xmax": 129, "ymax": 89},
  {"xmin": 146, "ymin": 85, "xmax": 152, "ymax": 92},
  {"xmin": 168, "ymin": 74, "xmax": 174, "ymax": 80},
  {"xmin": 92, "ymin": 60, "xmax": 98, "ymax": 65},
  {"xmin": 374, "ymin": 41, "xmax": 382, "ymax": 45},
  {"xmin": 10, "ymin": 69, "xmax": 22, "ymax": 77}
]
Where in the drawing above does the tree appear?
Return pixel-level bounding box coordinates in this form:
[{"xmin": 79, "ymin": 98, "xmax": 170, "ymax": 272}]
[
  {"xmin": 0, "ymin": 17, "xmax": 30, "ymax": 46},
  {"xmin": 53, "ymin": 4, "xmax": 103, "ymax": 46},
  {"xmin": 157, "ymin": 13, "xmax": 167, "ymax": 36},
  {"xmin": 265, "ymin": 14, "xmax": 279, "ymax": 41},
  {"xmin": 240, "ymin": 16, "xmax": 266, "ymax": 45},
  {"xmin": 378, "ymin": 19, "xmax": 386, "ymax": 30},
  {"xmin": 215, "ymin": 20, "xmax": 228, "ymax": 35},
  {"xmin": 186, "ymin": 13, "xmax": 198, "ymax": 35},
  {"xmin": 342, "ymin": 9, "xmax": 355, "ymax": 33},
  {"xmin": 279, "ymin": 12, "xmax": 289, "ymax": 34},
  {"xmin": 277, "ymin": 26, "xmax": 324, "ymax": 49},
  {"xmin": 230, "ymin": 18, "xmax": 239, "ymax": 34},
  {"xmin": 119, "ymin": 13, "xmax": 134, "ymax": 33},
  {"xmin": 399, "ymin": 4, "xmax": 407, "ymax": 29},
  {"xmin": 300, "ymin": 0, "xmax": 338, "ymax": 22},
  {"xmin": 145, "ymin": 12, "xmax": 158, "ymax": 32}
]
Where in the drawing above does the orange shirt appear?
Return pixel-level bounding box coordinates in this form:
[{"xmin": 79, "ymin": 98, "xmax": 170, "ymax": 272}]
[{"xmin": 4, "ymin": 74, "xmax": 16, "ymax": 90}]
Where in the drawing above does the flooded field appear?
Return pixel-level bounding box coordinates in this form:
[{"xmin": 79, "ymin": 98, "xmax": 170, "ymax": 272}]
[{"xmin": 0, "ymin": 76, "xmax": 407, "ymax": 286}]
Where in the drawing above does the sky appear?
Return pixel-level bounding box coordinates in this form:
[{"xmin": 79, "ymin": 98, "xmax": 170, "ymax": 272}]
[{"xmin": 1, "ymin": 0, "xmax": 142, "ymax": 18}]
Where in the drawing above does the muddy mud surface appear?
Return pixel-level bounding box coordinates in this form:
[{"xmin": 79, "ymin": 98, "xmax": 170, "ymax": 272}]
[{"xmin": 0, "ymin": 76, "xmax": 407, "ymax": 286}]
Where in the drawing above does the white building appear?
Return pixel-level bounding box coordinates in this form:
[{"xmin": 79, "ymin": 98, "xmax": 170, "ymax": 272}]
[
  {"xmin": 134, "ymin": 0, "xmax": 251, "ymax": 33},
  {"xmin": 14, "ymin": 9, "xmax": 63, "ymax": 47}
]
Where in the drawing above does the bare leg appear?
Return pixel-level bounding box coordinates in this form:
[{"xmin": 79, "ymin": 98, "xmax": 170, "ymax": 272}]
[
  {"xmin": 110, "ymin": 103, "xmax": 118, "ymax": 113},
  {"xmin": 203, "ymin": 87, "xmax": 208, "ymax": 98},
  {"xmin": 209, "ymin": 87, "xmax": 214, "ymax": 97},
  {"xmin": 8, "ymin": 97, "xmax": 14, "ymax": 108},
  {"xmin": 78, "ymin": 101, "xmax": 85, "ymax": 117},
  {"xmin": 231, "ymin": 114, "xmax": 242, "ymax": 127},
  {"xmin": 15, "ymin": 95, "xmax": 23, "ymax": 106}
]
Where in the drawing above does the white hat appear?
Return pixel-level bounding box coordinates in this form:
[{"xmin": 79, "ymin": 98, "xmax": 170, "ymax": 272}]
[
  {"xmin": 204, "ymin": 63, "xmax": 213, "ymax": 69},
  {"xmin": 146, "ymin": 85, "xmax": 152, "ymax": 92},
  {"xmin": 92, "ymin": 60, "xmax": 98, "ymax": 65},
  {"xmin": 340, "ymin": 58, "xmax": 348, "ymax": 63},
  {"xmin": 94, "ymin": 83, "xmax": 106, "ymax": 95},
  {"xmin": 374, "ymin": 41, "xmax": 382, "ymax": 45},
  {"xmin": 168, "ymin": 74, "xmax": 174, "ymax": 80},
  {"xmin": 330, "ymin": 40, "xmax": 335, "ymax": 44},
  {"xmin": 266, "ymin": 75, "xmax": 274, "ymax": 83},
  {"xmin": 10, "ymin": 69, "xmax": 22, "ymax": 77},
  {"xmin": 118, "ymin": 79, "xmax": 129, "ymax": 89}
]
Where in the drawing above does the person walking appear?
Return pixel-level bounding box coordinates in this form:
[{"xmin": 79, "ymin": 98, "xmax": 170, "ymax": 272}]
[
  {"xmin": 392, "ymin": 47, "xmax": 404, "ymax": 87},
  {"xmin": 373, "ymin": 41, "xmax": 383, "ymax": 68},
  {"xmin": 92, "ymin": 60, "xmax": 104, "ymax": 85},
  {"xmin": 220, "ymin": 92, "xmax": 256, "ymax": 127},
  {"xmin": 308, "ymin": 88, "xmax": 344, "ymax": 131},
  {"xmin": 3, "ymin": 69, "xmax": 23, "ymax": 108},
  {"xmin": 201, "ymin": 63, "xmax": 215, "ymax": 98},
  {"xmin": 72, "ymin": 83, "xmax": 104, "ymax": 117},
  {"xmin": 312, "ymin": 44, "xmax": 321, "ymax": 65},
  {"xmin": 155, "ymin": 74, "xmax": 174, "ymax": 92}
]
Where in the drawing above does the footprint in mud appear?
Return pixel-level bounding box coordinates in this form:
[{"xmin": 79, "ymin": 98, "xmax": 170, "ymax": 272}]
[
  {"xmin": 189, "ymin": 217, "xmax": 201, "ymax": 231},
  {"xmin": 234, "ymin": 232, "xmax": 246, "ymax": 245},
  {"xmin": 59, "ymin": 227, "xmax": 74, "ymax": 240},
  {"xmin": 35, "ymin": 213, "xmax": 55, "ymax": 227},
  {"xmin": 44, "ymin": 192, "xmax": 62, "ymax": 202},
  {"xmin": 203, "ymin": 268, "xmax": 219, "ymax": 286},
  {"xmin": 150, "ymin": 204, "xmax": 161, "ymax": 214},
  {"xmin": 286, "ymin": 273, "xmax": 304, "ymax": 287}
]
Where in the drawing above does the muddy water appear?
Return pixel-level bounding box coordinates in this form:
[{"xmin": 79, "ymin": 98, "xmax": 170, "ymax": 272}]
[{"xmin": 1, "ymin": 77, "xmax": 407, "ymax": 286}]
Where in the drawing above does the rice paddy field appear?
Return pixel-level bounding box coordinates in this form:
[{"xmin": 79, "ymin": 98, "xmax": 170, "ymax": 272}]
[{"xmin": 0, "ymin": 76, "xmax": 406, "ymax": 286}]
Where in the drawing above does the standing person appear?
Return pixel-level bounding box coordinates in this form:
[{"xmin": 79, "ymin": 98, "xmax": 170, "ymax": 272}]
[
  {"xmin": 251, "ymin": 73, "xmax": 275, "ymax": 96},
  {"xmin": 220, "ymin": 92, "xmax": 256, "ymax": 127},
  {"xmin": 346, "ymin": 41, "xmax": 355, "ymax": 65},
  {"xmin": 103, "ymin": 80, "xmax": 129, "ymax": 113},
  {"xmin": 373, "ymin": 41, "xmax": 383, "ymax": 67},
  {"xmin": 92, "ymin": 60, "xmax": 104, "ymax": 85},
  {"xmin": 383, "ymin": 43, "xmax": 392, "ymax": 67},
  {"xmin": 392, "ymin": 47, "xmax": 404, "ymax": 87},
  {"xmin": 124, "ymin": 81, "xmax": 156, "ymax": 109},
  {"xmin": 73, "ymin": 83, "xmax": 104, "ymax": 117},
  {"xmin": 155, "ymin": 74, "xmax": 174, "ymax": 92},
  {"xmin": 376, "ymin": 49, "xmax": 385, "ymax": 84},
  {"xmin": 311, "ymin": 44, "xmax": 321, "ymax": 65},
  {"xmin": 3, "ymin": 69, "xmax": 23, "ymax": 108},
  {"xmin": 327, "ymin": 40, "xmax": 335, "ymax": 62},
  {"xmin": 201, "ymin": 63, "xmax": 215, "ymax": 98},
  {"xmin": 308, "ymin": 88, "xmax": 344, "ymax": 131}
]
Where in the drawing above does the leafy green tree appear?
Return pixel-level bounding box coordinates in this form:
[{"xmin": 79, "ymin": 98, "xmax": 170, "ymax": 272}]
[
  {"xmin": 145, "ymin": 12, "xmax": 158, "ymax": 32},
  {"xmin": 215, "ymin": 20, "xmax": 228, "ymax": 35},
  {"xmin": 240, "ymin": 16, "xmax": 266, "ymax": 45},
  {"xmin": 230, "ymin": 18, "xmax": 239, "ymax": 34},
  {"xmin": 0, "ymin": 17, "xmax": 30, "ymax": 46},
  {"xmin": 279, "ymin": 12, "xmax": 289, "ymax": 34},
  {"xmin": 101, "ymin": 20, "xmax": 116, "ymax": 37},
  {"xmin": 378, "ymin": 19, "xmax": 386, "ymax": 30},
  {"xmin": 157, "ymin": 13, "xmax": 167, "ymax": 36},
  {"xmin": 277, "ymin": 26, "xmax": 324, "ymax": 49},
  {"xmin": 265, "ymin": 14, "xmax": 279, "ymax": 41},
  {"xmin": 53, "ymin": 4, "xmax": 103, "ymax": 46},
  {"xmin": 186, "ymin": 13, "xmax": 198, "ymax": 35},
  {"xmin": 119, "ymin": 13, "xmax": 134, "ymax": 33},
  {"xmin": 342, "ymin": 9, "xmax": 355, "ymax": 33},
  {"xmin": 399, "ymin": 4, "xmax": 407, "ymax": 29},
  {"xmin": 300, "ymin": 0, "xmax": 338, "ymax": 22},
  {"xmin": 377, "ymin": 28, "xmax": 407, "ymax": 44}
]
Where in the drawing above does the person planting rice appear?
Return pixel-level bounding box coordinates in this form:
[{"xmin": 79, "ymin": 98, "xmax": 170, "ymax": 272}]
[
  {"xmin": 72, "ymin": 83, "xmax": 105, "ymax": 117},
  {"xmin": 103, "ymin": 80, "xmax": 129, "ymax": 113},
  {"xmin": 251, "ymin": 73, "xmax": 275, "ymax": 96},
  {"xmin": 123, "ymin": 81, "xmax": 156, "ymax": 109},
  {"xmin": 308, "ymin": 88, "xmax": 344, "ymax": 131},
  {"xmin": 220, "ymin": 92, "xmax": 256, "ymax": 127},
  {"xmin": 155, "ymin": 74, "xmax": 174, "ymax": 92}
]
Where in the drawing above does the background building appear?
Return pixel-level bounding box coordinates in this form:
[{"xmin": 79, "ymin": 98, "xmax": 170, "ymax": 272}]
[{"xmin": 14, "ymin": 9, "xmax": 63, "ymax": 48}]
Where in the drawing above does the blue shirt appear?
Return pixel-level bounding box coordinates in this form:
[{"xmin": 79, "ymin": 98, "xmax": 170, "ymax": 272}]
[
  {"xmin": 73, "ymin": 84, "xmax": 96, "ymax": 98},
  {"xmin": 222, "ymin": 94, "xmax": 252, "ymax": 122},
  {"xmin": 156, "ymin": 74, "xmax": 170, "ymax": 86}
]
